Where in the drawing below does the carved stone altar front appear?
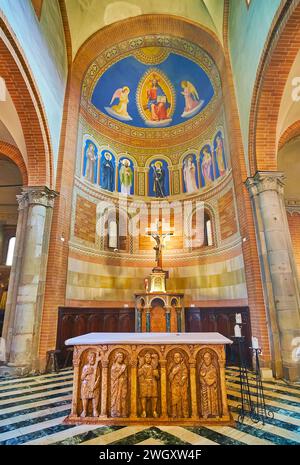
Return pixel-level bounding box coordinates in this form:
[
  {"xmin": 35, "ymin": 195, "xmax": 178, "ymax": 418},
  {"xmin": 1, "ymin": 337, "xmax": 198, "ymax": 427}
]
[{"xmin": 65, "ymin": 332, "xmax": 232, "ymax": 426}]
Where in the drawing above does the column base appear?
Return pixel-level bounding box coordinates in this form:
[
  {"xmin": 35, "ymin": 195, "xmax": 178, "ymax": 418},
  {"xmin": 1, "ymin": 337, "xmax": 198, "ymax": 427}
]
[
  {"xmin": 0, "ymin": 363, "xmax": 32, "ymax": 377},
  {"xmin": 283, "ymin": 363, "xmax": 300, "ymax": 383},
  {"xmin": 260, "ymin": 367, "xmax": 274, "ymax": 380}
]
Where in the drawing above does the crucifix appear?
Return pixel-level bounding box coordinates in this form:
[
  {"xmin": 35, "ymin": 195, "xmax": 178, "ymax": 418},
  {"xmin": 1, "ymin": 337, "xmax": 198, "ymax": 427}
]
[{"xmin": 147, "ymin": 219, "xmax": 173, "ymax": 270}]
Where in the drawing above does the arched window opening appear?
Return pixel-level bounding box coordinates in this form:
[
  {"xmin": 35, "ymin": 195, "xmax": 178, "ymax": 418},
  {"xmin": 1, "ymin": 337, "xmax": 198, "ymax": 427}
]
[
  {"xmin": 105, "ymin": 211, "xmax": 128, "ymax": 252},
  {"xmin": 191, "ymin": 209, "xmax": 214, "ymax": 250},
  {"xmin": 6, "ymin": 236, "xmax": 16, "ymax": 266}
]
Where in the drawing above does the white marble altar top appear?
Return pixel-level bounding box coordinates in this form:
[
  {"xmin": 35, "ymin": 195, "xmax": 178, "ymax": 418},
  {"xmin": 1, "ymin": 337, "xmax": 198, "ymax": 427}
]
[{"xmin": 65, "ymin": 332, "xmax": 232, "ymax": 346}]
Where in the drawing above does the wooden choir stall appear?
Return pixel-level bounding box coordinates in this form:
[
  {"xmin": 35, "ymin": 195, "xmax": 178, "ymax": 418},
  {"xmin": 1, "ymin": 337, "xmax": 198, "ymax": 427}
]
[{"xmin": 64, "ymin": 332, "xmax": 233, "ymax": 426}]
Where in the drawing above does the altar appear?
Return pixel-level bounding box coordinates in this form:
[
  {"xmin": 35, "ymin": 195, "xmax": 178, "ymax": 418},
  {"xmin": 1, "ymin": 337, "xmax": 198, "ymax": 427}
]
[{"xmin": 64, "ymin": 332, "xmax": 233, "ymax": 426}]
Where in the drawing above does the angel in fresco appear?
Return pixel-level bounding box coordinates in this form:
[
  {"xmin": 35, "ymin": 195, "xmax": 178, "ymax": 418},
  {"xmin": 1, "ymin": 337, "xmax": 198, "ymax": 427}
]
[
  {"xmin": 181, "ymin": 81, "xmax": 204, "ymax": 118},
  {"xmin": 146, "ymin": 74, "xmax": 170, "ymax": 122},
  {"xmin": 183, "ymin": 155, "xmax": 198, "ymax": 193},
  {"xmin": 201, "ymin": 146, "xmax": 214, "ymax": 187},
  {"xmin": 119, "ymin": 158, "xmax": 133, "ymax": 195},
  {"xmin": 214, "ymin": 134, "xmax": 226, "ymax": 177},
  {"xmin": 105, "ymin": 86, "xmax": 132, "ymax": 121}
]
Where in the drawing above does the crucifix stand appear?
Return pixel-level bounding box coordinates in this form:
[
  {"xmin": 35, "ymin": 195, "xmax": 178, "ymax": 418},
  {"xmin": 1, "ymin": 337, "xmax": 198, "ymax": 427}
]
[{"xmin": 134, "ymin": 222, "xmax": 185, "ymax": 332}]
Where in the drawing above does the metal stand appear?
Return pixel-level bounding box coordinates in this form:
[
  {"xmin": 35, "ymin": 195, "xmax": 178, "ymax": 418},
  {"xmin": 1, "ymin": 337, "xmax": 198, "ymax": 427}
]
[
  {"xmin": 232, "ymin": 336, "xmax": 256, "ymax": 423},
  {"xmin": 234, "ymin": 338, "xmax": 274, "ymax": 425},
  {"xmin": 251, "ymin": 348, "xmax": 274, "ymax": 424}
]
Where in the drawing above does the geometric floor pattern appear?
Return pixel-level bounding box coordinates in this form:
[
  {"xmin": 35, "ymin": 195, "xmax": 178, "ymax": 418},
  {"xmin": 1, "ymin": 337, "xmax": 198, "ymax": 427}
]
[{"xmin": 0, "ymin": 367, "xmax": 299, "ymax": 445}]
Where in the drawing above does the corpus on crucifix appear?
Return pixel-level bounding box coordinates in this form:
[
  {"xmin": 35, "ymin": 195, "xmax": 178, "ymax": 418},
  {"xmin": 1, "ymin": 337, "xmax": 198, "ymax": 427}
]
[{"xmin": 147, "ymin": 220, "xmax": 173, "ymax": 271}]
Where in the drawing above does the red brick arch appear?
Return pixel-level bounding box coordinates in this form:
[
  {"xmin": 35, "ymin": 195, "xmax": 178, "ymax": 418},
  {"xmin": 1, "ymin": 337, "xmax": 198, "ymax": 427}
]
[
  {"xmin": 0, "ymin": 17, "xmax": 53, "ymax": 188},
  {"xmin": 39, "ymin": 14, "xmax": 229, "ymax": 359},
  {"xmin": 0, "ymin": 141, "xmax": 28, "ymax": 185},
  {"xmin": 249, "ymin": 1, "xmax": 300, "ymax": 174}
]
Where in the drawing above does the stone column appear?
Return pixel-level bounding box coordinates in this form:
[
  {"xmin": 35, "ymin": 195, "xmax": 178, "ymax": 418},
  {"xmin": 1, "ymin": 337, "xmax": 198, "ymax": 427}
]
[
  {"xmin": 165, "ymin": 308, "xmax": 171, "ymax": 332},
  {"xmin": 176, "ymin": 307, "xmax": 182, "ymax": 332},
  {"xmin": 146, "ymin": 308, "xmax": 151, "ymax": 332},
  {"xmin": 246, "ymin": 172, "xmax": 300, "ymax": 381},
  {"xmin": 1, "ymin": 186, "xmax": 57, "ymax": 374},
  {"xmin": 136, "ymin": 308, "xmax": 142, "ymax": 332}
]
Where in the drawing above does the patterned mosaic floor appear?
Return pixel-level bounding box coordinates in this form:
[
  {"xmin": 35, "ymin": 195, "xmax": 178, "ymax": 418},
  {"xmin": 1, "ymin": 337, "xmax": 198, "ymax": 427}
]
[{"xmin": 0, "ymin": 367, "xmax": 299, "ymax": 445}]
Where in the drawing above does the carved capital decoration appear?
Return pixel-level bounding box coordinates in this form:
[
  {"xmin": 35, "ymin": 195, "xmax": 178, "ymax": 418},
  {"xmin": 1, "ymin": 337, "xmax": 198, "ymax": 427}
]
[
  {"xmin": 17, "ymin": 186, "xmax": 58, "ymax": 210},
  {"xmin": 246, "ymin": 171, "xmax": 285, "ymax": 197}
]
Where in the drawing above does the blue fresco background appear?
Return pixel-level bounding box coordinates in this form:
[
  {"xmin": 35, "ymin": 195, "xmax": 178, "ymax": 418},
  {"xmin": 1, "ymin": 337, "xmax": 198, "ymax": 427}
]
[
  {"xmin": 91, "ymin": 53, "xmax": 214, "ymax": 128},
  {"xmin": 82, "ymin": 140, "xmax": 98, "ymax": 184},
  {"xmin": 99, "ymin": 149, "xmax": 116, "ymax": 192},
  {"xmin": 213, "ymin": 131, "xmax": 227, "ymax": 179},
  {"xmin": 182, "ymin": 153, "xmax": 199, "ymax": 193},
  {"xmin": 148, "ymin": 159, "xmax": 170, "ymax": 197},
  {"xmin": 199, "ymin": 145, "xmax": 214, "ymax": 187},
  {"xmin": 118, "ymin": 157, "xmax": 135, "ymax": 195}
]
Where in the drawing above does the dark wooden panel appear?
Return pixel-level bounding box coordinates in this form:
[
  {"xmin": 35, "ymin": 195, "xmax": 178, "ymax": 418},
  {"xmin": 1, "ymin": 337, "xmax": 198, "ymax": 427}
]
[
  {"xmin": 56, "ymin": 307, "xmax": 135, "ymax": 366},
  {"xmin": 185, "ymin": 307, "xmax": 252, "ymax": 368}
]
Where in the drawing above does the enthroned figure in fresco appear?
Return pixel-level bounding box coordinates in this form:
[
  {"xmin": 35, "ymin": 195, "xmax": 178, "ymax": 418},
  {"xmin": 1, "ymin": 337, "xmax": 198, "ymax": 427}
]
[
  {"xmin": 214, "ymin": 134, "xmax": 226, "ymax": 177},
  {"xmin": 85, "ymin": 142, "xmax": 97, "ymax": 183},
  {"xmin": 146, "ymin": 74, "xmax": 169, "ymax": 121},
  {"xmin": 101, "ymin": 152, "xmax": 114, "ymax": 192},
  {"xmin": 80, "ymin": 351, "xmax": 100, "ymax": 418},
  {"xmin": 119, "ymin": 158, "xmax": 133, "ymax": 195},
  {"xmin": 200, "ymin": 147, "xmax": 213, "ymax": 187},
  {"xmin": 183, "ymin": 155, "xmax": 198, "ymax": 193}
]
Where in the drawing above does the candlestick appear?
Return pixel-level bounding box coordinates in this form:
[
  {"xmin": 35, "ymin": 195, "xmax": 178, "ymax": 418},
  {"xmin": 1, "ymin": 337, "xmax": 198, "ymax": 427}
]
[
  {"xmin": 252, "ymin": 336, "xmax": 259, "ymax": 349},
  {"xmin": 235, "ymin": 313, "xmax": 242, "ymax": 324},
  {"xmin": 234, "ymin": 324, "xmax": 242, "ymax": 337}
]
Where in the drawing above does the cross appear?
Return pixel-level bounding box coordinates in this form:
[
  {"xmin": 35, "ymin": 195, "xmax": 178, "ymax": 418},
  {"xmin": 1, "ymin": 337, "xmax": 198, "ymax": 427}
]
[{"xmin": 146, "ymin": 219, "xmax": 173, "ymax": 270}]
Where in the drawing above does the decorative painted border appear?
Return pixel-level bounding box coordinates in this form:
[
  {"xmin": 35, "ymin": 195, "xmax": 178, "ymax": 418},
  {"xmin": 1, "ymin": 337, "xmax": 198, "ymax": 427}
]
[{"xmin": 81, "ymin": 35, "xmax": 221, "ymax": 145}]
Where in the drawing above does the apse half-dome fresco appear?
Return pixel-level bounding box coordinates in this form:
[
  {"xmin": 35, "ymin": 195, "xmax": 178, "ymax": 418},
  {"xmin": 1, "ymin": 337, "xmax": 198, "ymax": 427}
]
[{"xmin": 91, "ymin": 49, "xmax": 215, "ymax": 128}]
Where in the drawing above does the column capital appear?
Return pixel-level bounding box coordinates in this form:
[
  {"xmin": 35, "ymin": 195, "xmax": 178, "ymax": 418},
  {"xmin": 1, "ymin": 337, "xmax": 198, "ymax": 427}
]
[
  {"xmin": 245, "ymin": 171, "xmax": 285, "ymax": 197},
  {"xmin": 17, "ymin": 186, "xmax": 58, "ymax": 210}
]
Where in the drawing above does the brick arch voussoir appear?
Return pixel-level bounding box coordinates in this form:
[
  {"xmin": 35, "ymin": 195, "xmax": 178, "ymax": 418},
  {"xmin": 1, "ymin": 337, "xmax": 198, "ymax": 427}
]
[
  {"xmin": 249, "ymin": 1, "xmax": 300, "ymax": 175},
  {"xmin": 0, "ymin": 141, "xmax": 28, "ymax": 185},
  {"xmin": 0, "ymin": 21, "xmax": 53, "ymax": 188}
]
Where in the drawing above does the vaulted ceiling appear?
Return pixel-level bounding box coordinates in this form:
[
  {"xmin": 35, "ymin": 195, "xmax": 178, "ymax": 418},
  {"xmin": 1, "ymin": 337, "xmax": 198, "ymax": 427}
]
[{"xmin": 65, "ymin": 0, "xmax": 224, "ymax": 58}]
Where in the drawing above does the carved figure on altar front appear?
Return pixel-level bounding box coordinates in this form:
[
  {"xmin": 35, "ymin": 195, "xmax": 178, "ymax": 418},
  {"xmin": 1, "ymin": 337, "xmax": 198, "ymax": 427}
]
[
  {"xmin": 80, "ymin": 351, "xmax": 100, "ymax": 417},
  {"xmin": 110, "ymin": 352, "xmax": 128, "ymax": 417},
  {"xmin": 138, "ymin": 352, "xmax": 160, "ymax": 418},
  {"xmin": 168, "ymin": 352, "xmax": 189, "ymax": 418},
  {"xmin": 199, "ymin": 351, "xmax": 220, "ymax": 418}
]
